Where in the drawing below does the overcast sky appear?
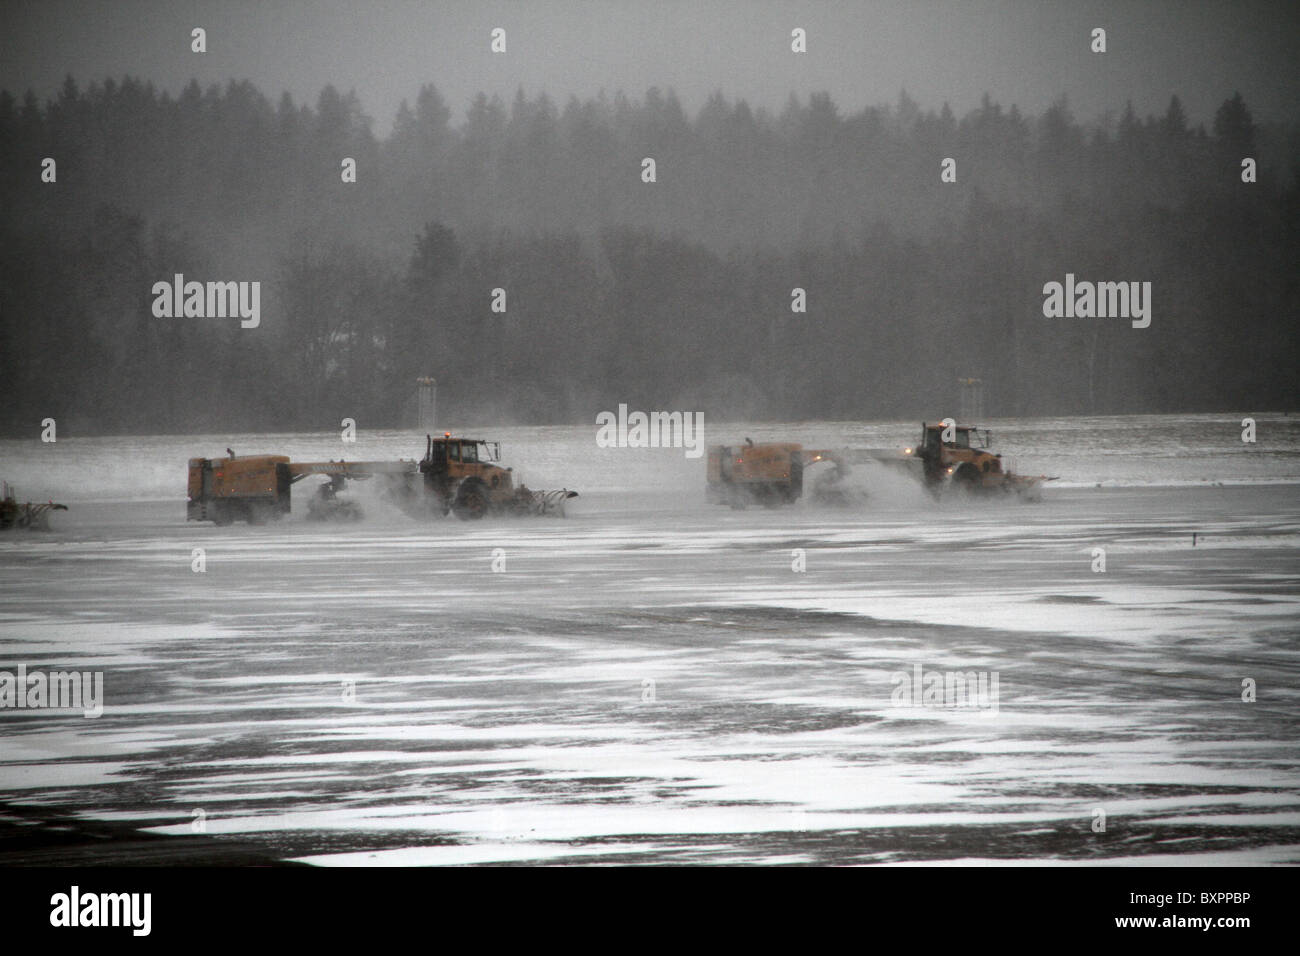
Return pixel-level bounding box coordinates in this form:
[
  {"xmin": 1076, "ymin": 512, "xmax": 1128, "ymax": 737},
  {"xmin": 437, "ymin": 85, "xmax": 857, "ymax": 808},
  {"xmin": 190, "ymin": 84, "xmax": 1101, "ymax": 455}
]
[{"xmin": 2, "ymin": 0, "xmax": 1297, "ymax": 135}]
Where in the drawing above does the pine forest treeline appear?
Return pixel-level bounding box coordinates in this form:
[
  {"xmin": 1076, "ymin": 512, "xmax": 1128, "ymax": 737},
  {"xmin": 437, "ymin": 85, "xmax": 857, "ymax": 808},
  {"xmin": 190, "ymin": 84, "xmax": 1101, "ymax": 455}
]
[{"xmin": 1, "ymin": 77, "xmax": 1296, "ymax": 435}]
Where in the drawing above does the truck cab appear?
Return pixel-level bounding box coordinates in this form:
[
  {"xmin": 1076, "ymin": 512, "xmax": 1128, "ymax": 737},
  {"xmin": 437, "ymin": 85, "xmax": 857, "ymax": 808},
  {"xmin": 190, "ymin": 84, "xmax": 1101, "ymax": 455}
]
[
  {"xmin": 916, "ymin": 423, "xmax": 1003, "ymax": 487},
  {"xmin": 419, "ymin": 434, "xmax": 516, "ymax": 518}
]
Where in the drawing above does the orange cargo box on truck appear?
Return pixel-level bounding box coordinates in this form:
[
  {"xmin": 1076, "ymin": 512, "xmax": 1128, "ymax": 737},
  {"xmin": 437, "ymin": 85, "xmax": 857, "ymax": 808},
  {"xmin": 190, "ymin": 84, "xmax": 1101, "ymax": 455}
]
[
  {"xmin": 188, "ymin": 455, "xmax": 292, "ymax": 525},
  {"xmin": 707, "ymin": 441, "xmax": 806, "ymax": 508}
]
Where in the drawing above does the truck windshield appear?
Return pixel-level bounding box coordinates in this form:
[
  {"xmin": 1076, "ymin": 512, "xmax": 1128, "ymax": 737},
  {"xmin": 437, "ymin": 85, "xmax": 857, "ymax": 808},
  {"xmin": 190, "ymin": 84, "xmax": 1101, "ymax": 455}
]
[{"xmin": 929, "ymin": 428, "xmax": 971, "ymax": 448}]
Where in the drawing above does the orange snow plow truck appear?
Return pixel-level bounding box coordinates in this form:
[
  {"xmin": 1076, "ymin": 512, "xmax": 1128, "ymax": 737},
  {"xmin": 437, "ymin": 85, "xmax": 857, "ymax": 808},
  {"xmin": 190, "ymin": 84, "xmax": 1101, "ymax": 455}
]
[
  {"xmin": 706, "ymin": 439, "xmax": 847, "ymax": 509},
  {"xmin": 186, "ymin": 454, "xmax": 418, "ymax": 525},
  {"xmin": 906, "ymin": 422, "xmax": 1051, "ymax": 499},
  {"xmin": 187, "ymin": 435, "xmax": 577, "ymax": 525}
]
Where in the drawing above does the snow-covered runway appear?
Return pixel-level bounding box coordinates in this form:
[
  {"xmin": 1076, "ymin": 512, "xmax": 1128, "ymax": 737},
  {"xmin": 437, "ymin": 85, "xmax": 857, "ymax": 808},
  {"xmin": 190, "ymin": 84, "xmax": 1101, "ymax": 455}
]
[{"xmin": 2, "ymin": 468, "xmax": 1297, "ymax": 864}]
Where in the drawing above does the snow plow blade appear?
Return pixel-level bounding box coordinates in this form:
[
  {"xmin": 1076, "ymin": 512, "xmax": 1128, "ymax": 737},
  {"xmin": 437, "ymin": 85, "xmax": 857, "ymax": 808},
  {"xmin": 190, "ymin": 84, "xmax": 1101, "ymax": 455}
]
[
  {"xmin": 522, "ymin": 488, "xmax": 579, "ymax": 516},
  {"xmin": 1, "ymin": 482, "xmax": 67, "ymax": 531}
]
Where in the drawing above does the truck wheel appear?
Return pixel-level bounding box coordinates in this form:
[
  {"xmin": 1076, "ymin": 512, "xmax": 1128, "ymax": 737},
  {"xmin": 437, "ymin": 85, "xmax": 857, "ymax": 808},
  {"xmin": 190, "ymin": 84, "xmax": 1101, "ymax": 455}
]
[
  {"xmin": 953, "ymin": 465, "xmax": 981, "ymax": 490},
  {"xmin": 453, "ymin": 479, "xmax": 490, "ymax": 520},
  {"xmin": 211, "ymin": 503, "xmax": 233, "ymax": 526}
]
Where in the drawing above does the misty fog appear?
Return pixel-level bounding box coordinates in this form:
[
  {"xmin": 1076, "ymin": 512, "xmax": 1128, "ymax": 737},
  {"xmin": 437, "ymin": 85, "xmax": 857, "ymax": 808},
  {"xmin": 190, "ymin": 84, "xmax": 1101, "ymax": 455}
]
[{"xmin": 1, "ymin": 12, "xmax": 1296, "ymax": 436}]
